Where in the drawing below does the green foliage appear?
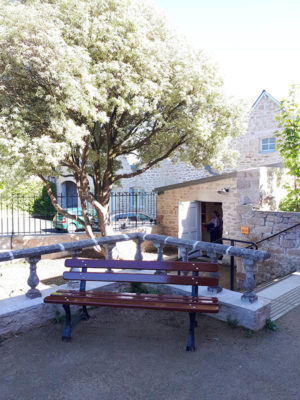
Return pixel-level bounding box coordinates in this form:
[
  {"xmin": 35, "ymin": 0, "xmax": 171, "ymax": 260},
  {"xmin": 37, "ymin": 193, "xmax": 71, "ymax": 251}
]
[
  {"xmin": 276, "ymin": 85, "xmax": 300, "ymax": 212},
  {"xmin": 226, "ymin": 316, "xmax": 239, "ymax": 329},
  {"xmin": 244, "ymin": 329, "xmax": 254, "ymax": 338},
  {"xmin": 0, "ymin": 179, "xmax": 44, "ymax": 213},
  {"xmin": 52, "ymin": 311, "xmax": 66, "ymax": 324},
  {"xmin": 32, "ymin": 182, "xmax": 56, "ymax": 217},
  {"xmin": 129, "ymin": 282, "xmax": 161, "ymax": 294},
  {"xmin": 279, "ymin": 186, "xmax": 299, "ymax": 212},
  {"xmin": 130, "ymin": 282, "xmax": 149, "ymax": 294},
  {"xmin": 265, "ymin": 319, "xmax": 279, "ymax": 332}
]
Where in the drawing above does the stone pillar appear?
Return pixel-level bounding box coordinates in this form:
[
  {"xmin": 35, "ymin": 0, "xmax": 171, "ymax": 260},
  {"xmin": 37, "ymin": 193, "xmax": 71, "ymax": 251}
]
[
  {"xmin": 179, "ymin": 247, "xmax": 188, "ymax": 276},
  {"xmin": 179, "ymin": 247, "xmax": 188, "ymax": 262},
  {"xmin": 207, "ymin": 252, "xmax": 222, "ymax": 294},
  {"xmin": 26, "ymin": 256, "xmax": 41, "ymax": 299},
  {"xmin": 135, "ymin": 239, "xmax": 143, "ymax": 261},
  {"xmin": 241, "ymin": 258, "xmax": 258, "ymax": 303},
  {"xmin": 154, "ymin": 241, "xmax": 165, "ymax": 274},
  {"xmin": 105, "ymin": 243, "xmax": 115, "ymax": 272}
]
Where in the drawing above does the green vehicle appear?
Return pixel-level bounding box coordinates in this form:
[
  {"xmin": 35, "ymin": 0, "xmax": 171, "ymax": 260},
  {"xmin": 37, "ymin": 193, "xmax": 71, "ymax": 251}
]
[{"xmin": 53, "ymin": 208, "xmax": 98, "ymax": 233}]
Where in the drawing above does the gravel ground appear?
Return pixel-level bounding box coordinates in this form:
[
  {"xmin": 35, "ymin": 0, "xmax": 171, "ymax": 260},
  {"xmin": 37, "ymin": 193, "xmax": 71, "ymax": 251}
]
[{"xmin": 0, "ymin": 302, "xmax": 299, "ymax": 400}]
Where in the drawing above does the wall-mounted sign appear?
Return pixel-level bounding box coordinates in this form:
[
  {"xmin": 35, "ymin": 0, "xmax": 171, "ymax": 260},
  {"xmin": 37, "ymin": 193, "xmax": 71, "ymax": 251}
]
[{"xmin": 240, "ymin": 226, "xmax": 250, "ymax": 235}]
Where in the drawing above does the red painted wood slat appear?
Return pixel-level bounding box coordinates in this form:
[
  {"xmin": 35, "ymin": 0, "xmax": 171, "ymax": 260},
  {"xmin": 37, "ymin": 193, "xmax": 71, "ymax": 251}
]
[{"xmin": 44, "ymin": 293, "xmax": 219, "ymax": 313}]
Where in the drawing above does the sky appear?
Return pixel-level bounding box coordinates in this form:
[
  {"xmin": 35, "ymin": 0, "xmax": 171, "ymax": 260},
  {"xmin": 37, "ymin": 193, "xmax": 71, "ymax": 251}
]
[{"xmin": 154, "ymin": 0, "xmax": 300, "ymax": 106}]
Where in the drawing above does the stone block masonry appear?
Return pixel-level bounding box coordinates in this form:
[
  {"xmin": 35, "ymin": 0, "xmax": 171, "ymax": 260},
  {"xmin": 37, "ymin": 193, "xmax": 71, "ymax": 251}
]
[{"xmin": 239, "ymin": 210, "xmax": 300, "ymax": 287}]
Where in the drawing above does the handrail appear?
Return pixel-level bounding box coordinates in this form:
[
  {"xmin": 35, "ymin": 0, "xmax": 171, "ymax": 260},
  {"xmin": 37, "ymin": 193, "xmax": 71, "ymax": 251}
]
[{"xmin": 251, "ymin": 222, "xmax": 300, "ymax": 247}]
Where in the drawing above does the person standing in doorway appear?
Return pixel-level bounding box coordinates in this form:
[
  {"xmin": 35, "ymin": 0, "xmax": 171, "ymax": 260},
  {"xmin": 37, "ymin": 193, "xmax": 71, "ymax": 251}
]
[{"xmin": 205, "ymin": 211, "xmax": 221, "ymax": 243}]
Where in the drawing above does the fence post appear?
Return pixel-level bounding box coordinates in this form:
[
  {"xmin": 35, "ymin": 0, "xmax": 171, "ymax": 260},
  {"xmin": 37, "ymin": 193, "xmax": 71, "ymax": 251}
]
[
  {"xmin": 11, "ymin": 196, "xmax": 14, "ymax": 236},
  {"xmin": 230, "ymin": 239, "xmax": 235, "ymax": 291},
  {"xmin": 135, "ymin": 192, "xmax": 138, "ymax": 228}
]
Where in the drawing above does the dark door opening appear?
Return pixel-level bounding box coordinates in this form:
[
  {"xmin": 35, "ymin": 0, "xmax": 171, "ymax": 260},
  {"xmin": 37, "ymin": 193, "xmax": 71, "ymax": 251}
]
[{"xmin": 201, "ymin": 202, "xmax": 223, "ymax": 243}]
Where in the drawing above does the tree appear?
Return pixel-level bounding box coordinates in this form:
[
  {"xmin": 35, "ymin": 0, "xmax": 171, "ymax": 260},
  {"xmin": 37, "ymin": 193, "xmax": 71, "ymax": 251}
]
[
  {"xmin": 0, "ymin": 0, "xmax": 245, "ymax": 237},
  {"xmin": 276, "ymin": 85, "xmax": 300, "ymax": 212}
]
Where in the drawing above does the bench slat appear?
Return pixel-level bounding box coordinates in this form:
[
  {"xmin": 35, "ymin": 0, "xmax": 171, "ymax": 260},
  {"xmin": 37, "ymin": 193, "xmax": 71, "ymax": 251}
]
[
  {"xmin": 63, "ymin": 271, "xmax": 218, "ymax": 286},
  {"xmin": 44, "ymin": 292, "xmax": 219, "ymax": 313},
  {"xmin": 53, "ymin": 289, "xmax": 218, "ymax": 303},
  {"xmin": 65, "ymin": 259, "xmax": 218, "ymax": 272}
]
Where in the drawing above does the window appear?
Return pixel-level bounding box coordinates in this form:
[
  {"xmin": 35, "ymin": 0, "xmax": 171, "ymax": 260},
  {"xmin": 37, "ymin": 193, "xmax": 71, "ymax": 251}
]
[{"xmin": 261, "ymin": 137, "xmax": 276, "ymax": 153}]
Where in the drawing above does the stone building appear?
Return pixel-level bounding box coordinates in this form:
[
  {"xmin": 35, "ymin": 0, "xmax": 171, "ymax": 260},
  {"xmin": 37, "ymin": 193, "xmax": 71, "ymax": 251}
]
[{"xmin": 154, "ymin": 91, "xmax": 299, "ymax": 286}]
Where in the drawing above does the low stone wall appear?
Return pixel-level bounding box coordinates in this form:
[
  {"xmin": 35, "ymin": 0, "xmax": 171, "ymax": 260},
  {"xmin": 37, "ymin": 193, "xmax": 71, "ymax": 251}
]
[{"xmin": 238, "ymin": 208, "xmax": 300, "ymax": 286}]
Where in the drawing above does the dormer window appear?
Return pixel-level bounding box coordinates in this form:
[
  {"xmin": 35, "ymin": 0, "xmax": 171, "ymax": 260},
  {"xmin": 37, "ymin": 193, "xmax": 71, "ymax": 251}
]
[{"xmin": 261, "ymin": 137, "xmax": 276, "ymax": 153}]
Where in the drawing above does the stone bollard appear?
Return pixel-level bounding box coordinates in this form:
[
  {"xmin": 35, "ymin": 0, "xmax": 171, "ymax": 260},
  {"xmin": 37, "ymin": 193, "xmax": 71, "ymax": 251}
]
[
  {"xmin": 154, "ymin": 241, "xmax": 165, "ymax": 274},
  {"xmin": 207, "ymin": 252, "xmax": 222, "ymax": 294},
  {"xmin": 26, "ymin": 256, "xmax": 42, "ymax": 299},
  {"xmin": 241, "ymin": 258, "xmax": 258, "ymax": 303}
]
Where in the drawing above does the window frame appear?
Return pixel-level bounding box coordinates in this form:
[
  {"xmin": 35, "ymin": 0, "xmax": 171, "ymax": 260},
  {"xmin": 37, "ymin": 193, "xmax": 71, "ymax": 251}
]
[{"xmin": 260, "ymin": 137, "xmax": 276, "ymax": 153}]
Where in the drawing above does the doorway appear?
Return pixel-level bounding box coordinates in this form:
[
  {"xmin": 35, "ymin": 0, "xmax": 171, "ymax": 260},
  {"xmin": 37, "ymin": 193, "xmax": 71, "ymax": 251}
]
[
  {"xmin": 201, "ymin": 202, "xmax": 223, "ymax": 243},
  {"xmin": 178, "ymin": 201, "xmax": 223, "ymax": 243}
]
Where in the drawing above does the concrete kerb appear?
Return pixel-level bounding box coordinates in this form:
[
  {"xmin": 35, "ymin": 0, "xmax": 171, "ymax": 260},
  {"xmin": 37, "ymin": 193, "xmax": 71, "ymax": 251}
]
[{"xmin": 0, "ymin": 281, "xmax": 271, "ymax": 338}]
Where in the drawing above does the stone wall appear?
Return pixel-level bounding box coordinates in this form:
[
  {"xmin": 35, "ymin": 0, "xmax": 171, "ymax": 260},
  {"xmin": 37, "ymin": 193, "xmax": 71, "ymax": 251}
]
[
  {"xmin": 237, "ymin": 208, "xmax": 300, "ymax": 287},
  {"xmin": 156, "ymin": 175, "xmax": 239, "ymax": 240}
]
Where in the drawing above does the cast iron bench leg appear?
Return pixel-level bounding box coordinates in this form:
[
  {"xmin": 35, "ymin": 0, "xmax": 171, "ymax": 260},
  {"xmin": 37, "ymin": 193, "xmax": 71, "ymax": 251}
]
[
  {"xmin": 80, "ymin": 305, "xmax": 90, "ymax": 321},
  {"xmin": 62, "ymin": 304, "xmax": 72, "ymax": 341},
  {"xmin": 186, "ymin": 312, "xmax": 196, "ymax": 352}
]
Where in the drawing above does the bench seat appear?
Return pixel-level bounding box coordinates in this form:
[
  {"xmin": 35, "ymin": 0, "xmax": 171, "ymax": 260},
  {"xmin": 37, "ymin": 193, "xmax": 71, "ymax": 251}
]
[{"xmin": 45, "ymin": 289, "xmax": 219, "ymax": 313}]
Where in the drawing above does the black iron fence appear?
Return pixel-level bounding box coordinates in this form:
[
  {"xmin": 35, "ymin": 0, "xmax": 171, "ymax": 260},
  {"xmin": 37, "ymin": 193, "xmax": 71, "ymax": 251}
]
[{"xmin": 0, "ymin": 192, "xmax": 157, "ymax": 236}]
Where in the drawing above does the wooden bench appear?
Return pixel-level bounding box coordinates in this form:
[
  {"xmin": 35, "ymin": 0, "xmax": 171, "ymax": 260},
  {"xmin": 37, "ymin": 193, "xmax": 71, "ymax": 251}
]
[{"xmin": 44, "ymin": 259, "xmax": 219, "ymax": 351}]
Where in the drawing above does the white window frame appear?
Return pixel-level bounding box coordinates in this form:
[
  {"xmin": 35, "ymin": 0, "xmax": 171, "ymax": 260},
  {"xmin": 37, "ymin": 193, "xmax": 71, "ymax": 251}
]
[{"xmin": 261, "ymin": 137, "xmax": 276, "ymax": 153}]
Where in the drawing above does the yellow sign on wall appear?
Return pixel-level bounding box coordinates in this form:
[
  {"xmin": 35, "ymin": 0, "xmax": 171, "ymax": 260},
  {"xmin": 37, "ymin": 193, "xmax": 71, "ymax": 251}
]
[{"xmin": 240, "ymin": 226, "xmax": 250, "ymax": 235}]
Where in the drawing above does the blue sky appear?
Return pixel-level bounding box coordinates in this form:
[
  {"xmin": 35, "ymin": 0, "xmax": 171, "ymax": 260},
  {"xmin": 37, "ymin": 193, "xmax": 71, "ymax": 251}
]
[{"xmin": 154, "ymin": 0, "xmax": 300, "ymax": 106}]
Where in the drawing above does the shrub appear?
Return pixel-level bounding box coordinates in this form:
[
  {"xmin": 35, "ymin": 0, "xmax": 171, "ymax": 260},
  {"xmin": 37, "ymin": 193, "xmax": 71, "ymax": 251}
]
[{"xmin": 32, "ymin": 182, "xmax": 56, "ymax": 217}]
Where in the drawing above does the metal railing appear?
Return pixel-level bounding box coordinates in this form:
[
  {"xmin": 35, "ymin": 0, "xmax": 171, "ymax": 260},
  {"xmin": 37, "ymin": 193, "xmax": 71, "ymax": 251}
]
[
  {"xmin": 252, "ymin": 222, "xmax": 300, "ymax": 247},
  {"xmin": 0, "ymin": 233, "xmax": 270, "ymax": 303},
  {"xmin": 0, "ymin": 192, "xmax": 157, "ymax": 236}
]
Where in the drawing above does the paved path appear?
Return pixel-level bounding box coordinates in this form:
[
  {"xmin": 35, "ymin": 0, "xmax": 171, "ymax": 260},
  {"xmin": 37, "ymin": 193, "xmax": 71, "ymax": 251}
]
[
  {"xmin": 257, "ymin": 271, "xmax": 300, "ymax": 320},
  {"xmin": 0, "ymin": 303, "xmax": 299, "ymax": 400}
]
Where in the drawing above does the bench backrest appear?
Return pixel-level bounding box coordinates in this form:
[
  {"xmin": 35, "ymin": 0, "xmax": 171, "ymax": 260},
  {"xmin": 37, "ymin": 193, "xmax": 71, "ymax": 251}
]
[{"xmin": 64, "ymin": 259, "xmax": 218, "ymax": 293}]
